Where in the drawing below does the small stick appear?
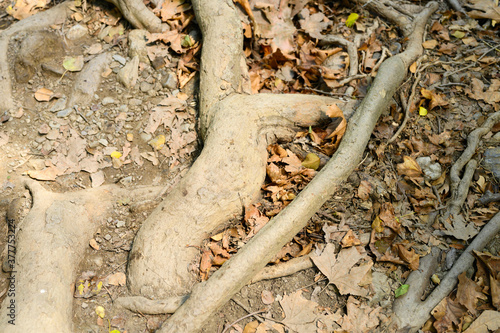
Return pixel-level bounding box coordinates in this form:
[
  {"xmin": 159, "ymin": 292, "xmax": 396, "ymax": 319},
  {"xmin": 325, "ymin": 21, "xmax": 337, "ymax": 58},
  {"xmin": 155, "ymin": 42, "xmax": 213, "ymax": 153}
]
[{"xmin": 388, "ymin": 72, "xmax": 422, "ymax": 143}]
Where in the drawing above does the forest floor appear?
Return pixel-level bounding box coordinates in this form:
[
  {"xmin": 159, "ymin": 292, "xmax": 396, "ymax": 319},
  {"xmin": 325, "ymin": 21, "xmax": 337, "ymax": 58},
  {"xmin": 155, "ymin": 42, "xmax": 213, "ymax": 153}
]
[{"xmin": 0, "ymin": 0, "xmax": 499, "ymax": 332}]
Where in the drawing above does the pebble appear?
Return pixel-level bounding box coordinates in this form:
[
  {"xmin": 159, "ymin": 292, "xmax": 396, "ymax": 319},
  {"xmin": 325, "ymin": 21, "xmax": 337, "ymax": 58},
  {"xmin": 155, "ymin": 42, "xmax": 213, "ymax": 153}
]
[
  {"xmin": 140, "ymin": 81, "xmax": 154, "ymax": 92},
  {"xmin": 104, "ymin": 234, "xmax": 112, "ymax": 241},
  {"xmin": 66, "ymin": 24, "xmax": 88, "ymax": 40},
  {"xmin": 118, "ymin": 105, "xmax": 128, "ymax": 113},
  {"xmin": 112, "ymin": 54, "xmax": 127, "ymax": 66},
  {"xmin": 161, "ymin": 73, "xmax": 177, "ymax": 90},
  {"xmin": 129, "ymin": 98, "xmax": 142, "ymax": 106},
  {"xmin": 102, "ymin": 97, "xmax": 116, "ymax": 105},
  {"xmin": 56, "ymin": 108, "xmax": 73, "ymax": 118},
  {"xmin": 116, "ymin": 220, "xmax": 126, "ymax": 228},
  {"xmin": 49, "ymin": 97, "xmax": 67, "ymax": 112},
  {"xmin": 98, "ymin": 138, "xmax": 109, "ymax": 146},
  {"xmin": 140, "ymin": 132, "xmax": 152, "ymax": 142},
  {"xmin": 38, "ymin": 123, "xmax": 50, "ymax": 134},
  {"xmin": 416, "ymin": 156, "xmax": 442, "ymax": 181},
  {"xmin": 49, "ymin": 121, "xmax": 60, "ymax": 129}
]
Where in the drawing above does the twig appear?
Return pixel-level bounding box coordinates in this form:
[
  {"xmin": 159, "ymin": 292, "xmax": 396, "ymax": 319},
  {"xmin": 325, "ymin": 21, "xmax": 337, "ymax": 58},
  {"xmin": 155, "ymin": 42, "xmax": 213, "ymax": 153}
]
[
  {"xmin": 478, "ymin": 191, "xmax": 500, "ymax": 205},
  {"xmin": 221, "ymin": 309, "xmax": 266, "ymax": 333},
  {"xmin": 388, "ymin": 72, "xmax": 422, "ymax": 143}
]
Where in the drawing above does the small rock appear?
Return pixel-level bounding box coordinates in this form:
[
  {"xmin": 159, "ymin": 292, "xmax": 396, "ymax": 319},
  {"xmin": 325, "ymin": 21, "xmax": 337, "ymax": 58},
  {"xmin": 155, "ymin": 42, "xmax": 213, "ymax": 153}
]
[
  {"xmin": 66, "ymin": 24, "xmax": 88, "ymax": 40},
  {"xmin": 116, "ymin": 220, "xmax": 126, "ymax": 228},
  {"xmin": 140, "ymin": 81, "xmax": 154, "ymax": 92},
  {"xmin": 81, "ymin": 302, "xmax": 88, "ymax": 309},
  {"xmin": 128, "ymin": 29, "xmax": 149, "ymax": 64},
  {"xmin": 416, "ymin": 156, "xmax": 442, "ymax": 181},
  {"xmin": 102, "ymin": 97, "xmax": 116, "ymax": 105},
  {"xmin": 484, "ymin": 147, "xmax": 500, "ymax": 180},
  {"xmin": 56, "ymin": 108, "xmax": 73, "ymax": 118},
  {"xmin": 46, "ymin": 129, "xmax": 60, "ymax": 140},
  {"xmin": 140, "ymin": 132, "xmax": 152, "ymax": 142},
  {"xmin": 129, "ymin": 98, "xmax": 142, "ymax": 106},
  {"xmin": 49, "ymin": 121, "xmax": 60, "ymax": 129},
  {"xmin": 161, "ymin": 73, "xmax": 178, "ymax": 90},
  {"xmin": 104, "ymin": 234, "xmax": 112, "ymax": 241},
  {"xmin": 112, "ymin": 54, "xmax": 127, "ymax": 66},
  {"xmin": 98, "ymin": 138, "xmax": 109, "ymax": 146},
  {"xmin": 49, "ymin": 97, "xmax": 67, "ymax": 112},
  {"xmin": 118, "ymin": 56, "xmax": 139, "ymax": 88},
  {"xmin": 118, "ymin": 105, "xmax": 128, "ymax": 113},
  {"xmin": 38, "ymin": 123, "xmax": 50, "ymax": 135}
]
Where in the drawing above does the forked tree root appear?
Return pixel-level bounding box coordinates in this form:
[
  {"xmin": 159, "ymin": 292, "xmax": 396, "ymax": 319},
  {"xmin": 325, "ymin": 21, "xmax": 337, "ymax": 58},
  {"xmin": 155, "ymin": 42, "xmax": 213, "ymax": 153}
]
[
  {"xmin": 393, "ymin": 110, "xmax": 500, "ymax": 332},
  {"xmin": 0, "ymin": 179, "xmax": 162, "ymax": 332},
  {"xmin": 157, "ymin": 2, "xmax": 438, "ymax": 332}
]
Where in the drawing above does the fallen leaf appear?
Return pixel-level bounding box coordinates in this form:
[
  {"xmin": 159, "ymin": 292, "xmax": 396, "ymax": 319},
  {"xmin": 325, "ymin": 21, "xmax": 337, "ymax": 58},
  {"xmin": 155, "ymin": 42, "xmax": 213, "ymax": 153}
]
[
  {"xmin": 456, "ymin": 272, "xmax": 487, "ymax": 315},
  {"xmin": 395, "ymin": 284, "xmax": 409, "ymax": 298},
  {"xmin": 465, "ymin": 0, "xmax": 500, "ymax": 21},
  {"xmin": 312, "ymin": 244, "xmax": 372, "ymax": 297},
  {"xmin": 397, "ymin": 156, "xmax": 423, "ymax": 178},
  {"xmin": 27, "ymin": 165, "xmax": 63, "ymax": 181},
  {"xmin": 463, "ymin": 310, "xmax": 500, "ymax": 333},
  {"xmin": 301, "ymin": 153, "xmax": 320, "ymax": 170},
  {"xmin": 34, "ymin": 88, "xmax": 55, "ymax": 102},
  {"xmin": 63, "ymin": 55, "xmax": 84, "ymax": 72},
  {"xmin": 107, "ymin": 272, "xmax": 126, "ymax": 286}
]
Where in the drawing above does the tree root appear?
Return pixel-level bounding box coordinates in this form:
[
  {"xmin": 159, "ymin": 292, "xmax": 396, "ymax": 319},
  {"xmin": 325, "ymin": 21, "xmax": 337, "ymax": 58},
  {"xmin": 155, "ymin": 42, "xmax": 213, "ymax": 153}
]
[
  {"xmin": 393, "ymin": 111, "xmax": 500, "ymax": 332},
  {"xmin": 104, "ymin": 0, "xmax": 162, "ymax": 32},
  {"xmin": 393, "ymin": 212, "xmax": 500, "ymax": 333},
  {"xmin": 116, "ymin": 255, "xmax": 314, "ymax": 315},
  {"xmin": 157, "ymin": 2, "xmax": 438, "ymax": 332},
  {"xmin": 0, "ymin": 179, "xmax": 162, "ymax": 332}
]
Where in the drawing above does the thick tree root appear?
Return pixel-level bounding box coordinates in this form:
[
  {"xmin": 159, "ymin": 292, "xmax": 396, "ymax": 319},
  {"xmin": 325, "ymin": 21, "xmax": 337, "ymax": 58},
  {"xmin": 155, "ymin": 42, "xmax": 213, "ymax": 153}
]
[
  {"xmin": 0, "ymin": 179, "xmax": 162, "ymax": 331},
  {"xmin": 157, "ymin": 2, "xmax": 438, "ymax": 332},
  {"xmin": 104, "ymin": 0, "xmax": 162, "ymax": 32}
]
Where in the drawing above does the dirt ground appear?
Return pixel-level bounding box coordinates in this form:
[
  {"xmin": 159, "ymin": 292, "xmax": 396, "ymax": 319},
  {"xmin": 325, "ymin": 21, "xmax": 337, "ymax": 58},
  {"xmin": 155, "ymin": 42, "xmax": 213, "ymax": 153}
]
[{"xmin": 1, "ymin": 0, "xmax": 500, "ymax": 332}]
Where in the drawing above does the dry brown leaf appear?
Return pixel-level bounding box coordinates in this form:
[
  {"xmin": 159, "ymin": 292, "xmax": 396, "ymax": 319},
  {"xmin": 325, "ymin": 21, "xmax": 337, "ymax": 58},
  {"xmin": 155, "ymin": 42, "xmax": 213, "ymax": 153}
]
[
  {"xmin": 312, "ymin": 244, "xmax": 372, "ymax": 297},
  {"xmin": 107, "ymin": 272, "xmax": 126, "ymax": 286},
  {"xmin": 341, "ymin": 229, "xmax": 361, "ymax": 248},
  {"xmin": 337, "ymin": 296, "xmax": 383, "ymax": 333},
  {"xmin": 34, "ymin": 88, "xmax": 55, "ymax": 102},
  {"xmin": 27, "ymin": 165, "xmax": 63, "ymax": 181},
  {"xmin": 456, "ymin": 272, "xmax": 487, "ymax": 315},
  {"xmin": 463, "ymin": 310, "xmax": 500, "ymax": 333},
  {"xmin": 357, "ymin": 180, "xmax": 372, "ymax": 201},
  {"xmin": 466, "ymin": 0, "xmax": 500, "ymax": 21},
  {"xmin": 397, "ymin": 156, "xmax": 423, "ymax": 178},
  {"xmin": 6, "ymin": 0, "xmax": 50, "ymax": 20},
  {"xmin": 421, "ymin": 88, "xmax": 449, "ymax": 110},
  {"xmin": 395, "ymin": 243, "xmax": 419, "ymax": 270}
]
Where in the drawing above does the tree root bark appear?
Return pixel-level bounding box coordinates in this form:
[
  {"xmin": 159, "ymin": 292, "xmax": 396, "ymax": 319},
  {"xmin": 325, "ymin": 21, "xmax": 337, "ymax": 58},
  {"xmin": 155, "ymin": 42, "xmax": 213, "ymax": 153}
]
[
  {"xmin": 156, "ymin": 2, "xmax": 438, "ymax": 332},
  {"xmin": 0, "ymin": 179, "xmax": 162, "ymax": 332}
]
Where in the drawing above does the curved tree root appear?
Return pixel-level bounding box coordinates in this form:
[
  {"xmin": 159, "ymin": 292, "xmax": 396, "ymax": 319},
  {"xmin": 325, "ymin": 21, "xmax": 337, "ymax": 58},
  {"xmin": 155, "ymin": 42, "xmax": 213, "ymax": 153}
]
[
  {"xmin": 0, "ymin": 180, "xmax": 162, "ymax": 332},
  {"xmin": 104, "ymin": 0, "xmax": 162, "ymax": 32},
  {"xmin": 393, "ymin": 212, "xmax": 500, "ymax": 333},
  {"xmin": 393, "ymin": 111, "xmax": 500, "ymax": 332},
  {"xmin": 155, "ymin": 2, "xmax": 438, "ymax": 332}
]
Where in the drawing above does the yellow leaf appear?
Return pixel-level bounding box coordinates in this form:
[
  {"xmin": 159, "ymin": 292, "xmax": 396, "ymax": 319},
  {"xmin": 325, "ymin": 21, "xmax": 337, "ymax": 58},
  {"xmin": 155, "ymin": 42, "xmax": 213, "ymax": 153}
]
[
  {"xmin": 419, "ymin": 106, "xmax": 428, "ymax": 116},
  {"xmin": 346, "ymin": 13, "xmax": 359, "ymax": 28},
  {"xmin": 63, "ymin": 56, "xmax": 84, "ymax": 72},
  {"xmin": 409, "ymin": 62, "xmax": 417, "ymax": 73},
  {"xmin": 95, "ymin": 305, "xmax": 105, "ymax": 319},
  {"xmin": 148, "ymin": 135, "xmax": 166, "ymax": 150},
  {"xmin": 110, "ymin": 151, "xmax": 122, "ymax": 158},
  {"xmin": 372, "ymin": 216, "xmax": 384, "ymax": 233},
  {"xmin": 451, "ymin": 30, "xmax": 465, "ymax": 39},
  {"xmin": 302, "ymin": 153, "xmax": 320, "ymax": 170}
]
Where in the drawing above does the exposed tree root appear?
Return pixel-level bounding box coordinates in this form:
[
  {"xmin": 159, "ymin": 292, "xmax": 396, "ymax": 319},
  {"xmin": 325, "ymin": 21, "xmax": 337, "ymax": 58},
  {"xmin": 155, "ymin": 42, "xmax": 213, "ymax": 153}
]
[
  {"xmin": 0, "ymin": 179, "xmax": 162, "ymax": 332},
  {"xmin": 104, "ymin": 0, "xmax": 162, "ymax": 32},
  {"xmin": 393, "ymin": 212, "xmax": 500, "ymax": 333},
  {"xmin": 157, "ymin": 2, "xmax": 438, "ymax": 332},
  {"xmin": 393, "ymin": 110, "xmax": 500, "ymax": 332},
  {"xmin": 0, "ymin": 0, "xmax": 441, "ymax": 331}
]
